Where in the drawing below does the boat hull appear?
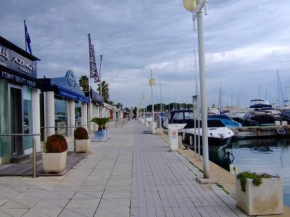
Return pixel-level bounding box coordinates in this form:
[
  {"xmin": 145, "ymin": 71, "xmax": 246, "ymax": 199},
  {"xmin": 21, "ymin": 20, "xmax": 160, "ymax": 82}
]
[{"xmin": 183, "ymin": 133, "xmax": 232, "ymax": 147}]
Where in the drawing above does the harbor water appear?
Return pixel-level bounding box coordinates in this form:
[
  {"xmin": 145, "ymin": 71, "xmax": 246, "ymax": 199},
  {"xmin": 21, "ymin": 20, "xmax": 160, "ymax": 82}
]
[
  {"xmin": 191, "ymin": 138, "xmax": 290, "ymax": 206},
  {"xmin": 228, "ymin": 139, "xmax": 290, "ymax": 207}
]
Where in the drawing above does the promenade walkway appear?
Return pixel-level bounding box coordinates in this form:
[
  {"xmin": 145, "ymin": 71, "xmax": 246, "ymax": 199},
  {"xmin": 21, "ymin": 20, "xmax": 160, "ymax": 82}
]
[{"xmin": 0, "ymin": 121, "xmax": 247, "ymax": 217}]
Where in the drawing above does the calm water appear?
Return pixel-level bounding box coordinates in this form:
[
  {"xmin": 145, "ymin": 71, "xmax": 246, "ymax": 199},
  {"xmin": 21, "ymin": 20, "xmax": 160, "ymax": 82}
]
[
  {"xmin": 190, "ymin": 138, "xmax": 290, "ymax": 206},
  {"xmin": 226, "ymin": 139, "xmax": 290, "ymax": 206}
]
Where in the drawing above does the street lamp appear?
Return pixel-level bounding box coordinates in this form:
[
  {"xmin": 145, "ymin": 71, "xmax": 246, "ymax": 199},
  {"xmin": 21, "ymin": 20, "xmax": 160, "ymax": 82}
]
[
  {"xmin": 149, "ymin": 70, "xmax": 156, "ymax": 133},
  {"xmin": 142, "ymin": 92, "xmax": 146, "ymax": 117},
  {"xmin": 183, "ymin": 0, "xmax": 210, "ymax": 180}
]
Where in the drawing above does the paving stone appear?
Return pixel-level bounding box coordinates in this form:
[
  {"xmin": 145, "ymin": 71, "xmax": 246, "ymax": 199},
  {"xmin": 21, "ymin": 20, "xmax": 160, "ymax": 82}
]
[
  {"xmin": 0, "ymin": 121, "xmax": 247, "ymax": 217},
  {"xmin": 1, "ymin": 208, "xmax": 28, "ymax": 217}
]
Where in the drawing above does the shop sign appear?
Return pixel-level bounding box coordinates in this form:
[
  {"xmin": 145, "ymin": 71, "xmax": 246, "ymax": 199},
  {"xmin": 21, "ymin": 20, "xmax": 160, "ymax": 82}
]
[
  {"xmin": 0, "ymin": 46, "xmax": 9, "ymax": 68},
  {"xmin": 65, "ymin": 70, "xmax": 76, "ymax": 88},
  {"xmin": 59, "ymin": 89, "xmax": 90, "ymax": 103},
  {"xmin": 0, "ymin": 43, "xmax": 37, "ymax": 78},
  {"xmin": 0, "ymin": 70, "xmax": 36, "ymax": 88},
  {"xmin": 91, "ymin": 89, "xmax": 104, "ymax": 104},
  {"xmin": 0, "ymin": 46, "xmax": 9, "ymax": 61}
]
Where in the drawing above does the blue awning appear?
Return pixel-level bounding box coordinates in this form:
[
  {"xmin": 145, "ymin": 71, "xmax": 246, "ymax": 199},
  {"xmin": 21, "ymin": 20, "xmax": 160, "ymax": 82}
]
[{"xmin": 54, "ymin": 85, "xmax": 90, "ymax": 103}]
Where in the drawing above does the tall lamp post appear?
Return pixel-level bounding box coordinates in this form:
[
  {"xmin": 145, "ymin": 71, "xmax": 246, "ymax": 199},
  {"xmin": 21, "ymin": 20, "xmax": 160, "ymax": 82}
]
[
  {"xmin": 142, "ymin": 93, "xmax": 146, "ymax": 117},
  {"xmin": 149, "ymin": 70, "xmax": 156, "ymax": 133},
  {"xmin": 183, "ymin": 0, "xmax": 210, "ymax": 180}
]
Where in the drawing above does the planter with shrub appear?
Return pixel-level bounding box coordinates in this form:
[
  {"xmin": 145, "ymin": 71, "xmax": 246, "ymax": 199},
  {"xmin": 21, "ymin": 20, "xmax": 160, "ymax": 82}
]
[
  {"xmin": 91, "ymin": 118, "xmax": 106, "ymax": 142},
  {"xmin": 236, "ymin": 171, "xmax": 283, "ymax": 216},
  {"xmin": 74, "ymin": 127, "xmax": 90, "ymax": 152},
  {"xmin": 42, "ymin": 134, "xmax": 68, "ymax": 174},
  {"xmin": 102, "ymin": 118, "xmax": 110, "ymax": 139}
]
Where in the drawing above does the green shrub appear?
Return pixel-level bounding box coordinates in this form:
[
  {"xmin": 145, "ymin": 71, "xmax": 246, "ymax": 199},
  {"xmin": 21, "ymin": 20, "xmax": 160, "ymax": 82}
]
[
  {"xmin": 91, "ymin": 117, "xmax": 105, "ymax": 131},
  {"xmin": 74, "ymin": 127, "xmax": 89, "ymax": 140},
  {"xmin": 45, "ymin": 134, "xmax": 68, "ymax": 153},
  {"xmin": 237, "ymin": 171, "xmax": 272, "ymax": 192},
  {"xmin": 102, "ymin": 118, "xmax": 110, "ymax": 129}
]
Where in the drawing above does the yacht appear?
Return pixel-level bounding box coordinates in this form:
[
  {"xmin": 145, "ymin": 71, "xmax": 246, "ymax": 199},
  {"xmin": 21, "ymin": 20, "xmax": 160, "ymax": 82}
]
[
  {"xmin": 181, "ymin": 120, "xmax": 234, "ymax": 146},
  {"xmin": 208, "ymin": 115, "xmax": 242, "ymax": 128},
  {"xmin": 250, "ymin": 99, "xmax": 270, "ymax": 108}
]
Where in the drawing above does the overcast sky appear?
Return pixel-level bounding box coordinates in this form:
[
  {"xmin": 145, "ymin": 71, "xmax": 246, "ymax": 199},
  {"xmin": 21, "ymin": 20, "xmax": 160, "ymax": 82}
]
[{"xmin": 1, "ymin": 0, "xmax": 290, "ymax": 108}]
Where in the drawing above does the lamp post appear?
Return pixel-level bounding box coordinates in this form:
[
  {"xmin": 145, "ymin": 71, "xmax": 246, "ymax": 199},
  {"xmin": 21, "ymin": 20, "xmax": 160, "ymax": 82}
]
[
  {"xmin": 159, "ymin": 75, "xmax": 162, "ymax": 112},
  {"xmin": 138, "ymin": 102, "xmax": 142, "ymax": 119},
  {"xmin": 183, "ymin": 0, "xmax": 210, "ymax": 179},
  {"xmin": 142, "ymin": 93, "xmax": 146, "ymax": 117},
  {"xmin": 149, "ymin": 70, "xmax": 156, "ymax": 133}
]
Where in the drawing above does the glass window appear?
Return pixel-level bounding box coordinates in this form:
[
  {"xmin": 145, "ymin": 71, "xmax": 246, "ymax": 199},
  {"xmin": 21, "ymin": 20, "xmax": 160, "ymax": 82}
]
[
  {"xmin": 75, "ymin": 101, "xmax": 81, "ymax": 126},
  {"xmin": 23, "ymin": 86, "xmax": 33, "ymax": 150},
  {"xmin": 55, "ymin": 95, "xmax": 67, "ymax": 135},
  {"xmin": 172, "ymin": 112, "xmax": 183, "ymax": 120},
  {"xmin": 184, "ymin": 112, "xmax": 193, "ymax": 119}
]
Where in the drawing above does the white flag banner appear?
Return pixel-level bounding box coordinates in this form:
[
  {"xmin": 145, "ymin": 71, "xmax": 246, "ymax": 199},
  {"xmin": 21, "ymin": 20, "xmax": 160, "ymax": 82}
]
[{"xmin": 88, "ymin": 34, "xmax": 98, "ymax": 79}]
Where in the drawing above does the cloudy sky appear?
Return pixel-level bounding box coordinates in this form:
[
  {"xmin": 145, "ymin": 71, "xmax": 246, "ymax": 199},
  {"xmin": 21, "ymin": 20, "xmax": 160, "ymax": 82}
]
[{"xmin": 1, "ymin": 0, "xmax": 290, "ymax": 108}]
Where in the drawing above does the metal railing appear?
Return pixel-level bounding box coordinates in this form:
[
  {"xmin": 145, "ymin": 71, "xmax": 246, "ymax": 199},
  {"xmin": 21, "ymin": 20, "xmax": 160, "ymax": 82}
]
[
  {"xmin": 0, "ymin": 133, "xmax": 40, "ymax": 178},
  {"xmin": 41, "ymin": 125, "xmax": 88, "ymax": 142}
]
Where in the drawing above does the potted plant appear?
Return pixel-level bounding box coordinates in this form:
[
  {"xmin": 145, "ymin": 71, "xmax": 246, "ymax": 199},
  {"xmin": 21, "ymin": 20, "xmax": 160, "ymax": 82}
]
[
  {"xmin": 74, "ymin": 127, "xmax": 90, "ymax": 152},
  {"xmin": 42, "ymin": 134, "xmax": 68, "ymax": 174},
  {"xmin": 102, "ymin": 118, "xmax": 111, "ymax": 139},
  {"xmin": 236, "ymin": 171, "xmax": 283, "ymax": 216},
  {"xmin": 91, "ymin": 118, "xmax": 106, "ymax": 142}
]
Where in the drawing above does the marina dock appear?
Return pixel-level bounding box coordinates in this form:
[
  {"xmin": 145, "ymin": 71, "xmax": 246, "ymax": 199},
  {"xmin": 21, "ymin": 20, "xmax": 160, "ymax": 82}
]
[{"xmin": 231, "ymin": 125, "xmax": 290, "ymax": 139}]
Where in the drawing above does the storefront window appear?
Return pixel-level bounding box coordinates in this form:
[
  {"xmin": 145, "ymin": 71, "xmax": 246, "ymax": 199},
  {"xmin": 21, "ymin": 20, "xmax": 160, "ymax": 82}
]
[
  {"xmin": 55, "ymin": 95, "xmax": 67, "ymax": 135},
  {"xmin": 23, "ymin": 86, "xmax": 33, "ymax": 150},
  {"xmin": 0, "ymin": 79, "xmax": 10, "ymax": 163},
  {"xmin": 75, "ymin": 101, "xmax": 81, "ymax": 126}
]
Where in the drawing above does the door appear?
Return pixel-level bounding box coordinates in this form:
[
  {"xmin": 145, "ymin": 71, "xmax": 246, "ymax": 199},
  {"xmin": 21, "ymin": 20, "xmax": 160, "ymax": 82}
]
[{"xmin": 10, "ymin": 87, "xmax": 23, "ymax": 156}]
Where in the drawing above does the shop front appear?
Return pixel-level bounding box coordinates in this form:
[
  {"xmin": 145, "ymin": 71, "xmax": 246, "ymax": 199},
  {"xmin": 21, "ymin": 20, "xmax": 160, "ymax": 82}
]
[
  {"xmin": 39, "ymin": 70, "xmax": 89, "ymax": 140},
  {"xmin": 86, "ymin": 88, "xmax": 104, "ymax": 132},
  {"xmin": 0, "ymin": 36, "xmax": 42, "ymax": 163}
]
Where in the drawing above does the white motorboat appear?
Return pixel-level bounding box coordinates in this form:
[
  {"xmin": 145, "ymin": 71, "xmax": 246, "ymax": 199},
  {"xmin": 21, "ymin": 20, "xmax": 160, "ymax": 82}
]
[{"xmin": 181, "ymin": 120, "xmax": 234, "ymax": 146}]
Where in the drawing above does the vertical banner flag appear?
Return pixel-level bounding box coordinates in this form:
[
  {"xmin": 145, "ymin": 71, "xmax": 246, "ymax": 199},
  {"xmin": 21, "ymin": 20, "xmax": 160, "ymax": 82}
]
[
  {"xmin": 88, "ymin": 34, "xmax": 98, "ymax": 79},
  {"xmin": 92, "ymin": 45, "xmax": 100, "ymax": 83},
  {"xmin": 96, "ymin": 55, "xmax": 103, "ymax": 83},
  {"xmin": 24, "ymin": 21, "xmax": 32, "ymax": 54}
]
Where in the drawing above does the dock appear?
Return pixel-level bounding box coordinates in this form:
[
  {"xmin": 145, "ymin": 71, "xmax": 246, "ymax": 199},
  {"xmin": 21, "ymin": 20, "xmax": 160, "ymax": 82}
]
[{"xmin": 231, "ymin": 125, "xmax": 290, "ymax": 139}]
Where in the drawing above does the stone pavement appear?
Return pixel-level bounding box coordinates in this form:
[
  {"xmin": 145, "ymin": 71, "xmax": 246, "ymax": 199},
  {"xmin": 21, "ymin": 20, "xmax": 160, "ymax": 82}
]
[{"xmin": 0, "ymin": 121, "xmax": 247, "ymax": 217}]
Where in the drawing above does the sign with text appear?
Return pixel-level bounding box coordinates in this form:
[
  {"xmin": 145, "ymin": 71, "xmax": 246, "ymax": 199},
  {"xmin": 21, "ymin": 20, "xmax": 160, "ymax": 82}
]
[
  {"xmin": 0, "ymin": 70, "xmax": 37, "ymax": 88},
  {"xmin": 0, "ymin": 43, "xmax": 37, "ymax": 78}
]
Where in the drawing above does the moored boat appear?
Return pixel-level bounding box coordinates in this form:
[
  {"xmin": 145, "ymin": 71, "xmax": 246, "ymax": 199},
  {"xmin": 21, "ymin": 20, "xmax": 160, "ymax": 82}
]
[{"xmin": 181, "ymin": 120, "xmax": 234, "ymax": 146}]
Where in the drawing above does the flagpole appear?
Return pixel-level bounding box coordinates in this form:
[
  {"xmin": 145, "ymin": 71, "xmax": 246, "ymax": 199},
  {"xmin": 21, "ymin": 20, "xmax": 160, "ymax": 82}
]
[
  {"xmin": 24, "ymin": 20, "xmax": 27, "ymax": 52},
  {"xmin": 87, "ymin": 34, "xmax": 91, "ymax": 93},
  {"xmin": 99, "ymin": 55, "xmax": 103, "ymax": 97}
]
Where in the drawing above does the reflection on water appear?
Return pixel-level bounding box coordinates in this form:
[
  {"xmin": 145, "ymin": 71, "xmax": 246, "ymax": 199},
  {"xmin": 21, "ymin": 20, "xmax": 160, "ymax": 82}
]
[
  {"xmin": 192, "ymin": 139, "xmax": 290, "ymax": 206},
  {"xmin": 189, "ymin": 138, "xmax": 290, "ymax": 206},
  {"xmin": 208, "ymin": 145, "xmax": 234, "ymax": 171},
  {"xmin": 228, "ymin": 139, "xmax": 290, "ymax": 206}
]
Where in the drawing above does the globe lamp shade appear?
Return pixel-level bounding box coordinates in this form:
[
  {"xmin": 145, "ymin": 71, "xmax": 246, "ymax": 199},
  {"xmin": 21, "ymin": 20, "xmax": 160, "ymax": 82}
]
[
  {"xmin": 183, "ymin": 0, "xmax": 196, "ymax": 12},
  {"xmin": 149, "ymin": 78, "xmax": 155, "ymax": 86}
]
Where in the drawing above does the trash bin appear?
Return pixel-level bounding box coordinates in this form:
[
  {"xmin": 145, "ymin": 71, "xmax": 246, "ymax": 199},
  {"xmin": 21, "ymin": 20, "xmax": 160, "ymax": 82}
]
[{"xmin": 168, "ymin": 124, "xmax": 179, "ymax": 151}]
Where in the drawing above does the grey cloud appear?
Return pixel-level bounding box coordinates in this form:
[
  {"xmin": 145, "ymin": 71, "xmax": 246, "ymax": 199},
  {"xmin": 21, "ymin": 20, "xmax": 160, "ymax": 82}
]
[{"xmin": 1, "ymin": 0, "xmax": 290, "ymax": 107}]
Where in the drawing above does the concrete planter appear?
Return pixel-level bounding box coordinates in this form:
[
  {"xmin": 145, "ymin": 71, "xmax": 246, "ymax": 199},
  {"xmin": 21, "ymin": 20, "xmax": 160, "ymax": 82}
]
[
  {"xmin": 42, "ymin": 151, "xmax": 67, "ymax": 174},
  {"xmin": 75, "ymin": 139, "xmax": 90, "ymax": 153},
  {"xmin": 92, "ymin": 130, "xmax": 106, "ymax": 142},
  {"xmin": 103, "ymin": 129, "xmax": 110, "ymax": 139},
  {"xmin": 236, "ymin": 177, "xmax": 283, "ymax": 216}
]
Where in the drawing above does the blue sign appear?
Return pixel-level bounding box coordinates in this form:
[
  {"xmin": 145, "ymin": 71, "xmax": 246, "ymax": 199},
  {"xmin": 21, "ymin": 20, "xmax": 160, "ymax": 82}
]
[
  {"xmin": 65, "ymin": 70, "xmax": 76, "ymax": 88},
  {"xmin": 59, "ymin": 89, "xmax": 89, "ymax": 103}
]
